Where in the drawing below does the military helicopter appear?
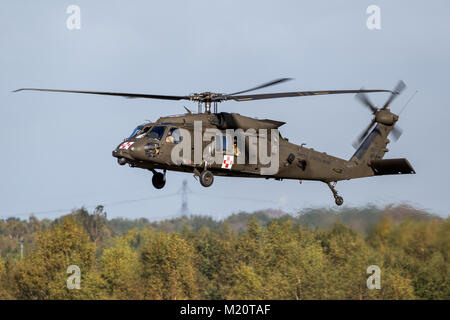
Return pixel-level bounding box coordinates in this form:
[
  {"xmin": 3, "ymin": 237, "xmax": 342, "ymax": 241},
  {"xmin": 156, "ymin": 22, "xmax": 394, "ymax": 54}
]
[{"xmin": 15, "ymin": 79, "xmax": 415, "ymax": 205}]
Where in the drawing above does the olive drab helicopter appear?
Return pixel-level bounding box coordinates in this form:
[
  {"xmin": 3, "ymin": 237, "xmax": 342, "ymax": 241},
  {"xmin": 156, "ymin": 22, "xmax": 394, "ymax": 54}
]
[{"xmin": 14, "ymin": 78, "xmax": 415, "ymax": 205}]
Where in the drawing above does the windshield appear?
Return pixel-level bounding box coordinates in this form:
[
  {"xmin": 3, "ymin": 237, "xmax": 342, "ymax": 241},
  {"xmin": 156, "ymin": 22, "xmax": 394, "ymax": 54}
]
[
  {"xmin": 135, "ymin": 126, "xmax": 151, "ymax": 138},
  {"xmin": 146, "ymin": 126, "xmax": 166, "ymax": 140},
  {"xmin": 129, "ymin": 125, "xmax": 153, "ymax": 139},
  {"xmin": 129, "ymin": 126, "xmax": 143, "ymax": 138}
]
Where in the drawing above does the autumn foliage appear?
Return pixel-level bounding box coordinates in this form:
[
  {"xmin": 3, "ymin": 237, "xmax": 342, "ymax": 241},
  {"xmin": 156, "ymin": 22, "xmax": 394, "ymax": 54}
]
[{"xmin": 0, "ymin": 205, "xmax": 448, "ymax": 299}]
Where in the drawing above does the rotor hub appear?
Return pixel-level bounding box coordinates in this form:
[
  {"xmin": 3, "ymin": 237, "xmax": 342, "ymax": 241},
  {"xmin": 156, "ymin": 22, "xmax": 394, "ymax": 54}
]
[{"xmin": 189, "ymin": 92, "xmax": 223, "ymax": 113}]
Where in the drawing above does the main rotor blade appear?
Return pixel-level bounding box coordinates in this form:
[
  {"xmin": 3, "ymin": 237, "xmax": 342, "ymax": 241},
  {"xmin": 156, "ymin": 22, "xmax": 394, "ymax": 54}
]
[
  {"xmin": 227, "ymin": 78, "xmax": 293, "ymax": 96},
  {"xmin": 355, "ymin": 90, "xmax": 377, "ymax": 113},
  {"xmin": 381, "ymin": 80, "xmax": 406, "ymax": 110},
  {"xmin": 226, "ymin": 89, "xmax": 393, "ymax": 102},
  {"xmin": 13, "ymin": 88, "xmax": 191, "ymax": 101},
  {"xmin": 352, "ymin": 118, "xmax": 376, "ymax": 149}
]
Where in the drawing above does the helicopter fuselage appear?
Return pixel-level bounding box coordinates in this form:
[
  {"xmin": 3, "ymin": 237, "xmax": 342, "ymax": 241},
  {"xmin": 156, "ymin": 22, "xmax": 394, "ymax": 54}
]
[{"xmin": 112, "ymin": 112, "xmax": 356, "ymax": 183}]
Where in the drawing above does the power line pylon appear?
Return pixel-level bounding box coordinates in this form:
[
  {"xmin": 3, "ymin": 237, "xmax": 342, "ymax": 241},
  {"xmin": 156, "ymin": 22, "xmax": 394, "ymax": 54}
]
[{"xmin": 178, "ymin": 179, "xmax": 191, "ymax": 217}]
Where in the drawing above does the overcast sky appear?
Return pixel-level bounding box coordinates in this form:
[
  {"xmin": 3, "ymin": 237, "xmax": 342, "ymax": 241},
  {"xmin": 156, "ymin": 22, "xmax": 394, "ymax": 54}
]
[{"xmin": 1, "ymin": 0, "xmax": 449, "ymax": 220}]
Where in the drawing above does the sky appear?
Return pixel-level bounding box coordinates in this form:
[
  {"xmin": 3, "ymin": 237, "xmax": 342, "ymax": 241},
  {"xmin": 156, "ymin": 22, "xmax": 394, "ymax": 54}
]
[{"xmin": 1, "ymin": 0, "xmax": 449, "ymax": 220}]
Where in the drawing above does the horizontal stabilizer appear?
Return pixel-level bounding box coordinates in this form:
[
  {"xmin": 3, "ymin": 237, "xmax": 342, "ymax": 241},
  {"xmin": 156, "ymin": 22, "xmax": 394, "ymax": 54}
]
[{"xmin": 369, "ymin": 158, "xmax": 416, "ymax": 176}]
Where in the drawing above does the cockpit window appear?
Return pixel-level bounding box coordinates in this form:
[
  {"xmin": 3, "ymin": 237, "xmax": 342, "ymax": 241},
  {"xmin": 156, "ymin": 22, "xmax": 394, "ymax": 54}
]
[
  {"xmin": 135, "ymin": 126, "xmax": 151, "ymax": 138},
  {"xmin": 166, "ymin": 128, "xmax": 182, "ymax": 144},
  {"xmin": 146, "ymin": 126, "xmax": 166, "ymax": 140},
  {"xmin": 129, "ymin": 126, "xmax": 143, "ymax": 138},
  {"xmin": 129, "ymin": 125, "xmax": 152, "ymax": 139}
]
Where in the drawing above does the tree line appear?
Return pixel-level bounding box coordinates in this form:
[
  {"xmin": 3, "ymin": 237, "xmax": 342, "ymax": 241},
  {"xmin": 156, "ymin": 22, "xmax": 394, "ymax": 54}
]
[{"xmin": 0, "ymin": 205, "xmax": 448, "ymax": 299}]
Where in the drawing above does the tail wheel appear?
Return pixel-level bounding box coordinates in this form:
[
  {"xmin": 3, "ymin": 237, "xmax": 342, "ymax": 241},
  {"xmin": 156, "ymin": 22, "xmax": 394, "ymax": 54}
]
[
  {"xmin": 326, "ymin": 182, "xmax": 344, "ymax": 206},
  {"xmin": 199, "ymin": 170, "xmax": 214, "ymax": 187},
  {"xmin": 152, "ymin": 172, "xmax": 166, "ymax": 189}
]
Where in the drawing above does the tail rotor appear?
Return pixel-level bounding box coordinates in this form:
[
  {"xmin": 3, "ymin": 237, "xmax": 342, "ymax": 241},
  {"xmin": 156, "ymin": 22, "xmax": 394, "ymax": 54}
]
[{"xmin": 352, "ymin": 80, "xmax": 406, "ymax": 149}]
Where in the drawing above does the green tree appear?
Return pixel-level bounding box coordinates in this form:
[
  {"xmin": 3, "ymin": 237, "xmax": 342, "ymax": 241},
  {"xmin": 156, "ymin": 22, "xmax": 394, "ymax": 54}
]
[
  {"xmin": 11, "ymin": 216, "xmax": 104, "ymax": 299},
  {"xmin": 0, "ymin": 255, "xmax": 12, "ymax": 299},
  {"xmin": 101, "ymin": 230, "xmax": 142, "ymax": 299},
  {"xmin": 139, "ymin": 230, "xmax": 199, "ymax": 299}
]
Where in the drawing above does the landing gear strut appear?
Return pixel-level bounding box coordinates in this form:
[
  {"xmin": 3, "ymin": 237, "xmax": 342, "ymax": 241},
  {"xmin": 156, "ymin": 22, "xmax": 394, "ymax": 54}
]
[
  {"xmin": 152, "ymin": 169, "xmax": 166, "ymax": 189},
  {"xmin": 326, "ymin": 182, "xmax": 344, "ymax": 206}
]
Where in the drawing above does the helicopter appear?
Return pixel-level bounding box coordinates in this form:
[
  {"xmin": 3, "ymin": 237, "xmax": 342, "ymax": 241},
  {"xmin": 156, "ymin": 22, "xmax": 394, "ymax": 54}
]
[{"xmin": 14, "ymin": 78, "xmax": 415, "ymax": 206}]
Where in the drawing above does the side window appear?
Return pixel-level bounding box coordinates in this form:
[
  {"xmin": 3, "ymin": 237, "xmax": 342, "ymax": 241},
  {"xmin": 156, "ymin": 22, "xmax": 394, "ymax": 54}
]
[
  {"xmin": 166, "ymin": 128, "xmax": 182, "ymax": 144},
  {"xmin": 233, "ymin": 136, "xmax": 241, "ymax": 156},
  {"xmin": 215, "ymin": 135, "xmax": 227, "ymax": 153},
  {"xmin": 215, "ymin": 135, "xmax": 241, "ymax": 156},
  {"xmin": 215, "ymin": 134, "xmax": 236, "ymax": 154},
  {"xmin": 146, "ymin": 126, "xmax": 166, "ymax": 140}
]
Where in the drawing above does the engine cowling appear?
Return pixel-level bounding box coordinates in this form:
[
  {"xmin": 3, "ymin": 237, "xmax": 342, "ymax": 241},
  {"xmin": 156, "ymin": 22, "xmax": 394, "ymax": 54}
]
[{"xmin": 209, "ymin": 112, "xmax": 285, "ymax": 130}]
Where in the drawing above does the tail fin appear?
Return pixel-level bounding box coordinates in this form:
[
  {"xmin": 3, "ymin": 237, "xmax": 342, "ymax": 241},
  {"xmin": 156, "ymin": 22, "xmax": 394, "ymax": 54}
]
[
  {"xmin": 346, "ymin": 122, "xmax": 415, "ymax": 179},
  {"xmin": 350, "ymin": 123, "xmax": 392, "ymax": 163}
]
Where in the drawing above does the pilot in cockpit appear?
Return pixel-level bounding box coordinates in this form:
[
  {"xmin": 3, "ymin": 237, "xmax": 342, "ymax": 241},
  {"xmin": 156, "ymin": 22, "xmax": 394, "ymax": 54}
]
[{"xmin": 165, "ymin": 128, "xmax": 181, "ymax": 144}]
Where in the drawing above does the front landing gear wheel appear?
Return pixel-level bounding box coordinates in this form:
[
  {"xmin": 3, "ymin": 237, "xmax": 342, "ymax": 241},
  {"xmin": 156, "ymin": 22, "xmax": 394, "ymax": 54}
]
[
  {"xmin": 335, "ymin": 196, "xmax": 344, "ymax": 206},
  {"xmin": 199, "ymin": 170, "xmax": 214, "ymax": 187},
  {"xmin": 152, "ymin": 172, "xmax": 166, "ymax": 189}
]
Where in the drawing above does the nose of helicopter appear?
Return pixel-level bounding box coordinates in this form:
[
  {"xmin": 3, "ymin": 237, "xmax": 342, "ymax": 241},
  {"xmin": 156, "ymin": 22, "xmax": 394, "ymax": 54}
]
[
  {"xmin": 112, "ymin": 140, "xmax": 161, "ymax": 165},
  {"xmin": 128, "ymin": 143, "xmax": 150, "ymax": 160},
  {"xmin": 112, "ymin": 141, "xmax": 141, "ymax": 165}
]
